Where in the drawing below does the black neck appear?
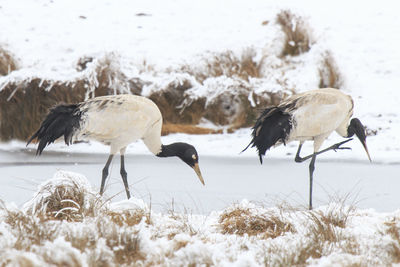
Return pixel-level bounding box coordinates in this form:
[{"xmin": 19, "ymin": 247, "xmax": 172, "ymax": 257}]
[
  {"xmin": 347, "ymin": 118, "xmax": 365, "ymax": 139},
  {"xmin": 347, "ymin": 126, "xmax": 355, "ymax": 138},
  {"xmin": 156, "ymin": 142, "xmax": 198, "ymax": 168},
  {"xmin": 156, "ymin": 142, "xmax": 191, "ymax": 158},
  {"xmin": 156, "ymin": 144, "xmax": 178, "ymax": 158}
]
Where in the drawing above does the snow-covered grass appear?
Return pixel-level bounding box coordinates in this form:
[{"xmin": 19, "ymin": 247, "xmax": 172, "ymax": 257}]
[
  {"xmin": 0, "ymin": 0, "xmax": 399, "ymax": 265},
  {"xmin": 1, "ymin": 170, "xmax": 400, "ymax": 266}
]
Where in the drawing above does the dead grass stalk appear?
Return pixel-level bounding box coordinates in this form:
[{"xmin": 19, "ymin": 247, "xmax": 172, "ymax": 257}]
[
  {"xmin": 0, "ymin": 47, "xmax": 18, "ymax": 76},
  {"xmin": 218, "ymin": 206, "xmax": 293, "ymax": 239},
  {"xmin": 384, "ymin": 218, "xmax": 400, "ymax": 262},
  {"xmin": 180, "ymin": 49, "xmax": 264, "ymax": 83},
  {"xmin": 318, "ymin": 51, "xmax": 344, "ymax": 89},
  {"xmin": 0, "ymin": 202, "xmax": 59, "ymax": 250},
  {"xmin": 276, "ymin": 10, "xmax": 313, "ymax": 57}
]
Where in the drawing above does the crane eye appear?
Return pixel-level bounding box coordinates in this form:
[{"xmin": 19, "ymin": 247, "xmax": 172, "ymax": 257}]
[{"xmin": 192, "ymin": 154, "xmax": 197, "ymax": 160}]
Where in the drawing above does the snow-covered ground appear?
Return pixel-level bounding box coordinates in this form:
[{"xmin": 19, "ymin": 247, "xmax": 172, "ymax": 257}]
[
  {"xmin": 1, "ymin": 170, "xmax": 400, "ymax": 266},
  {"xmin": 0, "ymin": 0, "xmax": 400, "ymax": 265}
]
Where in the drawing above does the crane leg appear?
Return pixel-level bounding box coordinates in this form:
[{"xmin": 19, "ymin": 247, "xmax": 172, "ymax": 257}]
[
  {"xmin": 295, "ymin": 139, "xmax": 351, "ymax": 210},
  {"xmin": 295, "ymin": 138, "xmax": 353, "ymax": 163},
  {"xmin": 308, "ymin": 154, "xmax": 316, "ymax": 210},
  {"xmin": 120, "ymin": 155, "xmax": 131, "ymax": 199},
  {"xmin": 100, "ymin": 154, "xmax": 114, "ymax": 195}
]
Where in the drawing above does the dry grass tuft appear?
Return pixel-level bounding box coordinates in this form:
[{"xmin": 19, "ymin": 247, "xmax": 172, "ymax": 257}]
[
  {"xmin": 265, "ymin": 205, "xmax": 358, "ymax": 266},
  {"xmin": 0, "ymin": 47, "xmax": 18, "ymax": 76},
  {"xmin": 97, "ymin": 221, "xmax": 144, "ymax": 265},
  {"xmin": 1, "ymin": 203, "xmax": 59, "ymax": 250},
  {"xmin": 107, "ymin": 209, "xmax": 150, "ymax": 227},
  {"xmin": 307, "ymin": 211, "xmax": 343, "ymax": 245},
  {"xmin": 276, "ymin": 10, "xmax": 313, "ymax": 57},
  {"xmin": 384, "ymin": 218, "xmax": 400, "ymax": 262},
  {"xmin": 62, "ymin": 216, "xmax": 144, "ymax": 265},
  {"xmin": 1, "ymin": 202, "xmax": 145, "ymax": 265},
  {"xmin": 318, "ymin": 51, "xmax": 344, "ymax": 89},
  {"xmin": 218, "ymin": 207, "xmax": 293, "ymax": 239},
  {"xmin": 40, "ymin": 185, "xmax": 86, "ymax": 221},
  {"xmin": 303, "ymin": 205, "xmax": 357, "ymax": 260},
  {"xmin": 24, "ymin": 173, "xmax": 102, "ymax": 222},
  {"xmin": 148, "ymin": 77, "xmax": 206, "ymax": 125},
  {"xmin": 180, "ymin": 49, "xmax": 264, "ymax": 83},
  {"xmin": 313, "ymin": 205, "xmax": 353, "ymax": 229},
  {"xmin": 306, "ymin": 205, "xmax": 355, "ymax": 245},
  {"xmin": 162, "ymin": 203, "xmax": 199, "ymax": 239},
  {"xmin": 112, "ymin": 233, "xmax": 144, "ymax": 265}
]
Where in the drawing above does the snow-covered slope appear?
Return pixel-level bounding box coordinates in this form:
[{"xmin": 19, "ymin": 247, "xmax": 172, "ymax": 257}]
[{"xmin": 0, "ymin": 0, "xmax": 398, "ymax": 162}]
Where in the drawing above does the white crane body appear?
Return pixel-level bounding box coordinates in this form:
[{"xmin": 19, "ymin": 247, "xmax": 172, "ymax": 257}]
[
  {"xmin": 75, "ymin": 94, "xmax": 163, "ymax": 155},
  {"xmin": 244, "ymin": 88, "xmax": 370, "ymax": 210},
  {"xmin": 283, "ymin": 88, "xmax": 354, "ymax": 151},
  {"xmin": 27, "ymin": 94, "xmax": 204, "ymax": 198}
]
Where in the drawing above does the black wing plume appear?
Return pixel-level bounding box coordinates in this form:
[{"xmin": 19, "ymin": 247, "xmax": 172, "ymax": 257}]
[
  {"xmin": 243, "ymin": 106, "xmax": 292, "ymax": 164},
  {"xmin": 27, "ymin": 104, "xmax": 82, "ymax": 155}
]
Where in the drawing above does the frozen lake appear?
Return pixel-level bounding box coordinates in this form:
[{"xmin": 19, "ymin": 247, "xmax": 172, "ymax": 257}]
[{"xmin": 0, "ymin": 149, "xmax": 398, "ymax": 214}]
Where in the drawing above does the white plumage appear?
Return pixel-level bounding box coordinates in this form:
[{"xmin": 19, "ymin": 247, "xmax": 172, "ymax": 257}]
[
  {"xmin": 244, "ymin": 88, "xmax": 371, "ymax": 209},
  {"xmin": 76, "ymin": 95, "xmax": 163, "ymax": 155},
  {"xmin": 28, "ymin": 94, "xmax": 205, "ymax": 198},
  {"xmin": 282, "ymin": 88, "xmax": 356, "ymax": 150}
]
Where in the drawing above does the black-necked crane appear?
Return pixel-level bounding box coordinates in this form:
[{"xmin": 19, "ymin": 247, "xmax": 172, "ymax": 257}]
[
  {"xmin": 243, "ymin": 88, "xmax": 371, "ymax": 210},
  {"xmin": 27, "ymin": 94, "xmax": 205, "ymax": 198}
]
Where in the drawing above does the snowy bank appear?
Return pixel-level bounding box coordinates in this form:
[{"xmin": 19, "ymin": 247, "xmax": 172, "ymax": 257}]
[{"xmin": 0, "ymin": 170, "xmax": 400, "ymax": 266}]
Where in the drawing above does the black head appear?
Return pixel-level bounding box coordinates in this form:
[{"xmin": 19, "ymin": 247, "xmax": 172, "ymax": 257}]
[
  {"xmin": 158, "ymin": 142, "xmax": 205, "ymax": 185},
  {"xmin": 348, "ymin": 118, "xmax": 371, "ymax": 162}
]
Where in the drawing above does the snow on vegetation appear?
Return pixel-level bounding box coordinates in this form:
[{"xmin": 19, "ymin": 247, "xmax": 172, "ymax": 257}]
[
  {"xmin": 1, "ymin": 170, "xmax": 400, "ymax": 266},
  {"xmin": 0, "ymin": 0, "xmax": 399, "ymax": 265},
  {"xmin": 0, "ymin": 0, "xmax": 397, "ymax": 162},
  {"xmin": 0, "ymin": 0, "xmax": 342, "ymax": 142}
]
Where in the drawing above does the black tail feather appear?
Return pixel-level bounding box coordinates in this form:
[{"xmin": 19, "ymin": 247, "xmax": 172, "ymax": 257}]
[
  {"xmin": 243, "ymin": 106, "xmax": 292, "ymax": 164},
  {"xmin": 27, "ymin": 104, "xmax": 81, "ymax": 155}
]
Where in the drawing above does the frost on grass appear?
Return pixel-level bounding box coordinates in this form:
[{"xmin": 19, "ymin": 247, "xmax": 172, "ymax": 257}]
[
  {"xmin": 1, "ymin": 181, "xmax": 400, "ymax": 266},
  {"xmin": 23, "ymin": 170, "xmax": 101, "ymax": 221},
  {"xmin": 218, "ymin": 200, "xmax": 294, "ymax": 239},
  {"xmin": 79, "ymin": 52, "xmax": 132, "ymax": 99},
  {"xmin": 0, "ymin": 171, "xmax": 150, "ymax": 266}
]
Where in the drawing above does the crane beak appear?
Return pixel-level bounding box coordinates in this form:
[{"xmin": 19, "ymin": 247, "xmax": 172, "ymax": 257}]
[
  {"xmin": 354, "ymin": 123, "xmax": 372, "ymax": 162},
  {"xmin": 351, "ymin": 118, "xmax": 372, "ymax": 162},
  {"xmin": 360, "ymin": 139, "xmax": 372, "ymax": 162},
  {"xmin": 193, "ymin": 163, "xmax": 205, "ymax": 185}
]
